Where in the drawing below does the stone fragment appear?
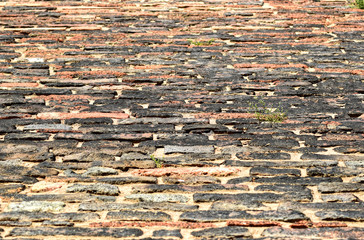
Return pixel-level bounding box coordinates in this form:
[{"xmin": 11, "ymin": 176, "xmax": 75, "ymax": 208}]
[
  {"xmin": 227, "ymin": 177, "xmax": 254, "ymax": 184},
  {"xmin": 162, "ymin": 175, "xmax": 220, "ymax": 185},
  {"xmin": 125, "ymin": 194, "xmax": 189, "ymax": 203},
  {"xmin": 63, "ymin": 152, "xmax": 114, "ymax": 162},
  {"xmin": 140, "ymin": 134, "xmax": 213, "ymax": 147},
  {"xmin": 262, "ymin": 227, "xmax": 364, "ymax": 239},
  {"xmin": 179, "ymin": 210, "xmax": 308, "ymax": 222},
  {"xmin": 351, "ymin": 176, "xmax": 364, "ymax": 183},
  {"xmin": 346, "ymin": 160, "xmax": 364, "ymax": 168},
  {"xmin": 119, "ymin": 152, "xmax": 149, "ymax": 161},
  {"xmin": 278, "ymin": 202, "xmax": 364, "ymax": 211},
  {"xmin": 0, "ymin": 211, "xmax": 99, "ymax": 222},
  {"xmin": 79, "ymin": 202, "xmax": 198, "ymax": 212},
  {"xmin": 66, "ymin": 183, "xmax": 119, "ymax": 196},
  {"xmin": 301, "ymin": 153, "xmax": 347, "ymax": 160},
  {"xmin": 106, "ymin": 210, "xmax": 171, "ymax": 221},
  {"xmin": 254, "ymin": 184, "xmax": 310, "ymax": 193},
  {"xmin": 182, "ymin": 124, "xmax": 230, "ymax": 133},
  {"xmin": 335, "ymin": 146, "xmax": 364, "ymax": 154},
  {"xmin": 307, "ymin": 167, "xmax": 362, "ymax": 177},
  {"xmin": 153, "ymin": 229, "xmax": 183, "ymax": 238},
  {"xmin": 321, "ymin": 193, "xmax": 359, "ymax": 202},
  {"xmin": 42, "ymin": 220, "xmax": 74, "ymax": 227},
  {"xmin": 237, "ymin": 152, "xmax": 291, "ymax": 160},
  {"xmin": 4, "ymin": 133, "xmax": 50, "ymax": 141},
  {"xmin": 191, "ymin": 226, "xmax": 251, "ymax": 238},
  {"xmin": 132, "ymin": 167, "xmax": 240, "ymax": 177},
  {"xmin": 80, "ymin": 123, "xmax": 175, "ymax": 134},
  {"xmin": 249, "ymin": 139, "xmax": 299, "ymax": 149},
  {"xmin": 250, "ymin": 167, "xmax": 301, "ymax": 176},
  {"xmin": 254, "ymin": 184, "xmax": 313, "ymax": 201},
  {"xmin": 193, "ymin": 193, "xmax": 283, "ymax": 203},
  {"xmin": 8, "ymin": 227, "xmax": 143, "ymax": 238},
  {"xmin": 131, "ymin": 184, "xmax": 248, "ymax": 194},
  {"xmin": 210, "ymin": 200, "xmax": 269, "ymax": 211},
  {"xmin": 164, "ymin": 145, "xmax": 214, "ymax": 154},
  {"xmin": 0, "ymin": 184, "xmax": 25, "ymax": 194},
  {"xmin": 56, "ymin": 212, "xmax": 100, "ymax": 222},
  {"xmin": 55, "ymin": 132, "xmax": 152, "ymax": 141},
  {"xmin": 224, "ymin": 160, "xmax": 338, "ymax": 168},
  {"xmin": 17, "ymin": 193, "xmax": 112, "ymax": 203},
  {"xmin": 254, "ymin": 176, "xmax": 342, "ymax": 186},
  {"xmin": 0, "ymin": 211, "xmax": 51, "ymax": 221},
  {"xmin": 316, "ymin": 210, "xmax": 364, "ymax": 221},
  {"xmin": 104, "ymin": 159, "xmax": 156, "ymax": 169},
  {"xmin": 82, "ymin": 167, "xmax": 118, "ymax": 176},
  {"xmin": 8, "ymin": 201, "xmax": 65, "ymax": 212},
  {"xmin": 23, "ymin": 124, "xmax": 72, "ymax": 131},
  {"xmin": 318, "ymin": 183, "xmax": 364, "ymax": 193},
  {"xmin": 26, "ymin": 167, "xmax": 59, "ymax": 178},
  {"xmin": 97, "ymin": 177, "xmax": 157, "ymax": 185},
  {"xmin": 162, "ymin": 153, "xmax": 231, "ymax": 167},
  {"xmin": 2, "ymin": 144, "xmax": 54, "ymax": 161}
]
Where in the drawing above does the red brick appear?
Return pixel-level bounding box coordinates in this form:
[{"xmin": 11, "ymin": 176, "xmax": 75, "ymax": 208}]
[
  {"xmin": 0, "ymin": 82, "xmax": 39, "ymax": 88},
  {"xmin": 90, "ymin": 221, "xmax": 216, "ymax": 229},
  {"xmin": 227, "ymin": 220, "xmax": 281, "ymax": 227}
]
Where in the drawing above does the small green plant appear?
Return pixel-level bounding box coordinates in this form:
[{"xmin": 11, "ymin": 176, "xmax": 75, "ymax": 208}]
[
  {"xmin": 188, "ymin": 39, "xmax": 215, "ymax": 46},
  {"xmin": 249, "ymin": 97, "xmax": 287, "ymax": 123},
  {"xmin": 350, "ymin": 0, "xmax": 364, "ymax": 8},
  {"xmin": 150, "ymin": 155, "xmax": 164, "ymax": 168}
]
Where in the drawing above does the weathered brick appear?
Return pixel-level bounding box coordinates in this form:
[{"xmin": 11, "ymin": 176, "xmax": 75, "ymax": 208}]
[
  {"xmin": 238, "ymin": 152, "xmax": 291, "ymax": 160},
  {"xmin": 8, "ymin": 201, "xmax": 65, "ymax": 212},
  {"xmin": 0, "ymin": 184, "xmax": 25, "ymax": 194},
  {"xmin": 106, "ymin": 211, "xmax": 172, "ymax": 221},
  {"xmin": 191, "ymin": 226, "xmax": 251, "ymax": 238},
  {"xmin": 79, "ymin": 202, "xmax": 198, "ymax": 212},
  {"xmin": 211, "ymin": 200, "xmax": 269, "ymax": 211},
  {"xmin": 98, "ymin": 176, "xmax": 157, "ymax": 185},
  {"xmin": 162, "ymin": 175, "xmax": 221, "ymax": 185},
  {"xmin": 63, "ymin": 152, "xmax": 115, "ymax": 162},
  {"xmin": 262, "ymin": 227, "xmax": 364, "ymax": 239},
  {"xmin": 278, "ymin": 202, "xmax": 364, "ymax": 211},
  {"xmin": 254, "ymin": 184, "xmax": 313, "ymax": 201},
  {"xmin": 164, "ymin": 145, "xmax": 214, "ymax": 154},
  {"xmin": 153, "ymin": 229, "xmax": 183, "ymax": 239},
  {"xmin": 250, "ymin": 167, "xmax": 301, "ymax": 176},
  {"xmin": 254, "ymin": 176, "xmax": 342, "ymax": 186},
  {"xmin": 307, "ymin": 166, "xmax": 363, "ymax": 177},
  {"xmin": 316, "ymin": 210, "xmax": 364, "ymax": 221},
  {"xmin": 321, "ymin": 193, "xmax": 359, "ymax": 202},
  {"xmin": 132, "ymin": 167, "xmax": 240, "ymax": 177},
  {"xmin": 1, "ymin": 0, "xmax": 363, "ymax": 239},
  {"xmin": 131, "ymin": 184, "xmax": 248, "ymax": 194},
  {"xmin": 318, "ymin": 182, "xmax": 364, "ymax": 193},
  {"xmin": 224, "ymin": 160, "xmax": 338, "ymax": 168},
  {"xmin": 125, "ymin": 194, "xmax": 189, "ymax": 203},
  {"xmin": 249, "ymin": 138, "xmax": 299, "ymax": 149},
  {"xmin": 179, "ymin": 210, "xmax": 308, "ymax": 222},
  {"xmin": 66, "ymin": 183, "xmax": 119, "ymax": 196},
  {"xmin": 8, "ymin": 227, "xmax": 143, "ymax": 238}
]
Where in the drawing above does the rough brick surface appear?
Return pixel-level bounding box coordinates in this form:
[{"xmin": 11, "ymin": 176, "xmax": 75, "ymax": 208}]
[{"xmin": 0, "ymin": 0, "xmax": 363, "ymax": 239}]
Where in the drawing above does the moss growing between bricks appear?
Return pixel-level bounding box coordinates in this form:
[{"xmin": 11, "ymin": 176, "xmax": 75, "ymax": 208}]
[
  {"xmin": 352, "ymin": 0, "xmax": 364, "ymax": 9},
  {"xmin": 248, "ymin": 98, "xmax": 287, "ymax": 123},
  {"xmin": 150, "ymin": 155, "xmax": 164, "ymax": 168}
]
